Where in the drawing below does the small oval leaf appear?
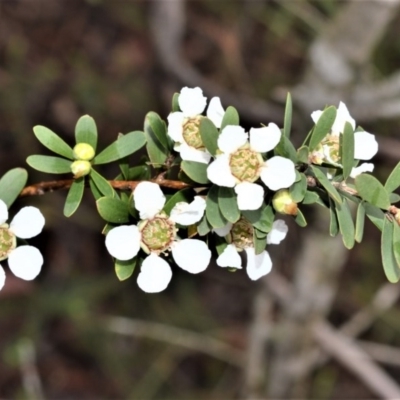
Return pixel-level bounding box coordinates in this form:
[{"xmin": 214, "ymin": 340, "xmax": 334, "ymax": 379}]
[
  {"xmin": 355, "ymin": 174, "xmax": 391, "ymax": 210},
  {"xmin": 64, "ymin": 178, "xmax": 85, "ymax": 217}
]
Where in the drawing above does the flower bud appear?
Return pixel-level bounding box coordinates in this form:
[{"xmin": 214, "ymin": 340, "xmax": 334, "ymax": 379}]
[
  {"xmin": 272, "ymin": 190, "xmax": 298, "ymax": 216},
  {"xmin": 71, "ymin": 160, "xmax": 91, "ymax": 178},
  {"xmin": 73, "ymin": 143, "xmax": 95, "ymax": 161}
]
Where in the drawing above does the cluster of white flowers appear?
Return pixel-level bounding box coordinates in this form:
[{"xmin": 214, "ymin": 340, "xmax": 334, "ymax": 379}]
[
  {"xmin": 310, "ymin": 102, "xmax": 378, "ymax": 178},
  {"xmin": 0, "ymin": 200, "xmax": 45, "ymax": 291}
]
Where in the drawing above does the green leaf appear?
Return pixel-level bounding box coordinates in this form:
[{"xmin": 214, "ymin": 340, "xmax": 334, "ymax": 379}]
[
  {"xmin": 126, "ymin": 165, "xmax": 151, "ymax": 181},
  {"xmin": 355, "ymin": 174, "xmax": 390, "ymax": 210},
  {"xmin": 364, "ymin": 203, "xmax": 385, "ymax": 231},
  {"xmin": 63, "ymin": 178, "xmax": 84, "ymax": 217},
  {"xmin": 115, "ymin": 258, "xmax": 137, "ymax": 281},
  {"xmin": 242, "ymin": 205, "xmax": 274, "ymax": 233},
  {"xmin": 171, "ymin": 93, "xmax": 180, "ymax": 112},
  {"xmin": 89, "ymin": 169, "xmax": 114, "ymax": 197},
  {"xmin": 118, "ymin": 157, "xmax": 129, "ymax": 180},
  {"xmin": 93, "ymin": 131, "xmax": 146, "ymax": 165},
  {"xmin": 215, "ymin": 237, "xmax": 228, "ymax": 256},
  {"xmin": 329, "ymin": 199, "xmax": 339, "ymax": 237},
  {"xmin": 26, "ymin": 155, "xmax": 72, "ymax": 174},
  {"xmin": 385, "ymin": 161, "xmax": 400, "ymax": 193},
  {"xmin": 0, "ymin": 168, "xmax": 28, "ymax": 208},
  {"xmin": 220, "ymin": 106, "xmax": 239, "ymax": 130},
  {"xmin": 311, "ymin": 166, "xmax": 342, "ymax": 203},
  {"xmin": 253, "ymin": 230, "xmax": 266, "ymax": 255},
  {"xmin": 164, "ymin": 188, "xmax": 195, "ymax": 216},
  {"xmin": 33, "ymin": 126, "xmax": 74, "ymax": 159},
  {"xmin": 274, "ymin": 135, "xmax": 297, "ymax": 162},
  {"xmin": 89, "ymin": 178, "xmax": 102, "ymax": 200},
  {"xmin": 381, "ymin": 217, "xmax": 400, "ymax": 283},
  {"xmin": 390, "ymin": 193, "xmax": 400, "ymax": 204},
  {"xmin": 197, "ymin": 216, "xmax": 212, "ymax": 236},
  {"xmin": 283, "ymin": 92, "xmax": 292, "ymax": 138},
  {"xmin": 341, "ymin": 121, "xmax": 354, "ymax": 180},
  {"xmin": 206, "ymin": 185, "xmax": 227, "ymax": 228},
  {"xmin": 218, "ymin": 187, "xmax": 240, "ymax": 223},
  {"xmin": 289, "ymin": 173, "xmax": 307, "ymax": 202},
  {"xmin": 75, "ymin": 115, "xmax": 98, "ymax": 151},
  {"xmin": 335, "ymin": 198, "xmax": 355, "ymax": 249},
  {"xmin": 97, "ymin": 196, "xmax": 130, "ymax": 224},
  {"xmin": 294, "ymin": 208, "xmax": 307, "ymax": 227},
  {"xmin": 392, "ymin": 222, "xmax": 400, "ymax": 269},
  {"xmin": 143, "ymin": 115, "xmax": 168, "ymax": 167},
  {"xmin": 297, "ymin": 146, "xmax": 309, "ymax": 164},
  {"xmin": 355, "ymin": 203, "xmax": 365, "ymax": 243},
  {"xmin": 146, "ymin": 111, "xmax": 170, "ymax": 150},
  {"xmin": 181, "ymin": 160, "xmax": 210, "ymax": 184},
  {"xmin": 303, "ymin": 190, "xmax": 320, "ymax": 205},
  {"xmin": 200, "ymin": 117, "xmax": 219, "ymax": 156},
  {"xmin": 309, "ymin": 106, "xmax": 336, "ymax": 151}
]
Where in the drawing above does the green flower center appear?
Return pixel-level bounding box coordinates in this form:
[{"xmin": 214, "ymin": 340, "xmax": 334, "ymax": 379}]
[
  {"xmin": 140, "ymin": 216, "xmax": 176, "ymax": 254},
  {"xmin": 182, "ymin": 117, "xmax": 204, "ymax": 149},
  {"xmin": 321, "ymin": 134, "xmax": 340, "ymax": 163},
  {"xmin": 229, "ymin": 147, "xmax": 262, "ymax": 182},
  {"xmin": 230, "ymin": 218, "xmax": 253, "ymax": 250},
  {"xmin": 0, "ymin": 225, "xmax": 16, "ymax": 261}
]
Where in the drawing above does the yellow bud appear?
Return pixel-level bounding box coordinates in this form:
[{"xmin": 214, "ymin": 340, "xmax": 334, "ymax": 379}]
[
  {"xmin": 71, "ymin": 160, "xmax": 91, "ymax": 178},
  {"xmin": 73, "ymin": 143, "xmax": 95, "ymax": 161},
  {"xmin": 272, "ymin": 190, "xmax": 298, "ymax": 216}
]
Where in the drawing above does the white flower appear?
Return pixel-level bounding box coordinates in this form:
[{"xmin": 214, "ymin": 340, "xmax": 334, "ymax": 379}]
[
  {"xmin": 0, "ymin": 200, "xmax": 45, "ymax": 291},
  {"xmin": 216, "ymin": 218, "xmax": 288, "ymax": 281},
  {"xmin": 350, "ymin": 162, "xmax": 374, "ymax": 178},
  {"xmin": 105, "ymin": 181, "xmax": 211, "ymax": 293},
  {"xmin": 167, "ymin": 87, "xmax": 225, "ymax": 164},
  {"xmin": 311, "ymin": 102, "xmax": 378, "ymax": 164},
  {"xmin": 207, "ymin": 124, "xmax": 296, "ymax": 210}
]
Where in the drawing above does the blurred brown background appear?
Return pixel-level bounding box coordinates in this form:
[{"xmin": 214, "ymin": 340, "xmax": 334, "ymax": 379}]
[{"xmin": 2, "ymin": 1, "xmax": 400, "ymax": 399}]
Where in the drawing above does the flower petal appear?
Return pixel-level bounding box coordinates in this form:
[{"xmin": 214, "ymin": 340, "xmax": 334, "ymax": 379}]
[
  {"xmin": 10, "ymin": 207, "xmax": 45, "ymax": 239},
  {"xmin": 137, "ymin": 254, "xmax": 172, "ymax": 293},
  {"xmin": 267, "ymin": 219, "xmax": 288, "ymax": 245},
  {"xmin": 213, "ymin": 222, "xmax": 233, "ymax": 237},
  {"xmin": 134, "ymin": 181, "xmax": 166, "ymax": 219},
  {"xmin": 245, "ymin": 248, "xmax": 272, "ymax": 281},
  {"xmin": 217, "ymin": 244, "xmax": 242, "ymax": 269},
  {"xmin": 311, "ymin": 110, "xmax": 323, "ymax": 124},
  {"xmin": 207, "ymin": 155, "xmax": 236, "ymax": 187},
  {"xmin": 354, "ymin": 131, "xmax": 378, "ymax": 160},
  {"xmin": 331, "ymin": 102, "xmax": 356, "ymax": 135},
  {"xmin": 179, "ymin": 142, "xmax": 211, "ymax": 164},
  {"xmin": 261, "ymin": 156, "xmax": 296, "ymax": 191},
  {"xmin": 179, "ymin": 87, "xmax": 207, "ymax": 117},
  {"xmin": 207, "ymin": 97, "xmax": 224, "ymax": 128},
  {"xmin": 170, "ymin": 196, "xmax": 206, "ymax": 226},
  {"xmin": 0, "ymin": 200, "xmax": 8, "ymax": 225},
  {"xmin": 350, "ymin": 163, "xmax": 374, "ymax": 178},
  {"xmin": 217, "ymin": 125, "xmax": 248, "ymax": 154},
  {"xmin": 172, "ymin": 239, "xmax": 211, "ymax": 274},
  {"xmin": 0, "ymin": 265, "xmax": 5, "ymax": 291},
  {"xmin": 249, "ymin": 123, "xmax": 281, "ymax": 153},
  {"xmin": 167, "ymin": 112, "xmax": 185, "ymax": 142},
  {"xmin": 8, "ymin": 245, "xmax": 43, "ymax": 281},
  {"xmin": 105, "ymin": 225, "xmax": 141, "ymax": 261},
  {"xmin": 235, "ymin": 182, "xmax": 264, "ymax": 210}
]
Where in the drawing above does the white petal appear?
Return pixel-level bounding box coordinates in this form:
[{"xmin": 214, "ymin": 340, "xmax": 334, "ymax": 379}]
[
  {"xmin": 217, "ymin": 125, "xmax": 248, "ymax": 154},
  {"xmin": 0, "ymin": 265, "xmax": 5, "ymax": 291},
  {"xmin": 331, "ymin": 101, "xmax": 355, "ymax": 135},
  {"xmin": 172, "ymin": 239, "xmax": 211, "ymax": 274},
  {"xmin": 354, "ymin": 131, "xmax": 378, "ymax": 160},
  {"xmin": 0, "ymin": 199, "xmax": 8, "ymax": 225},
  {"xmin": 350, "ymin": 163, "xmax": 374, "ymax": 178},
  {"xmin": 267, "ymin": 219, "xmax": 288, "ymax": 245},
  {"xmin": 261, "ymin": 156, "xmax": 296, "ymax": 191},
  {"xmin": 250, "ymin": 123, "xmax": 281, "ymax": 153},
  {"xmin": 245, "ymin": 248, "xmax": 272, "ymax": 281},
  {"xmin": 137, "ymin": 254, "xmax": 172, "ymax": 293},
  {"xmin": 217, "ymin": 244, "xmax": 242, "ymax": 269},
  {"xmin": 311, "ymin": 110, "xmax": 323, "ymax": 124},
  {"xmin": 179, "ymin": 87, "xmax": 207, "ymax": 117},
  {"xmin": 10, "ymin": 207, "xmax": 45, "ymax": 239},
  {"xmin": 8, "ymin": 245, "xmax": 43, "ymax": 281},
  {"xmin": 213, "ymin": 222, "xmax": 233, "ymax": 237},
  {"xmin": 134, "ymin": 182, "xmax": 166, "ymax": 219},
  {"xmin": 167, "ymin": 112, "xmax": 185, "ymax": 142},
  {"xmin": 179, "ymin": 142, "xmax": 211, "ymax": 164},
  {"xmin": 170, "ymin": 196, "xmax": 206, "ymax": 225},
  {"xmin": 105, "ymin": 225, "xmax": 141, "ymax": 261},
  {"xmin": 235, "ymin": 182, "xmax": 264, "ymax": 210},
  {"xmin": 207, "ymin": 155, "xmax": 236, "ymax": 187},
  {"xmin": 207, "ymin": 97, "xmax": 225, "ymax": 128}
]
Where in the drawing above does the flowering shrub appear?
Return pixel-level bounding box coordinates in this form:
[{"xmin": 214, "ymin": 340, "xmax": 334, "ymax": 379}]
[{"xmin": 1, "ymin": 86, "xmax": 400, "ymax": 293}]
